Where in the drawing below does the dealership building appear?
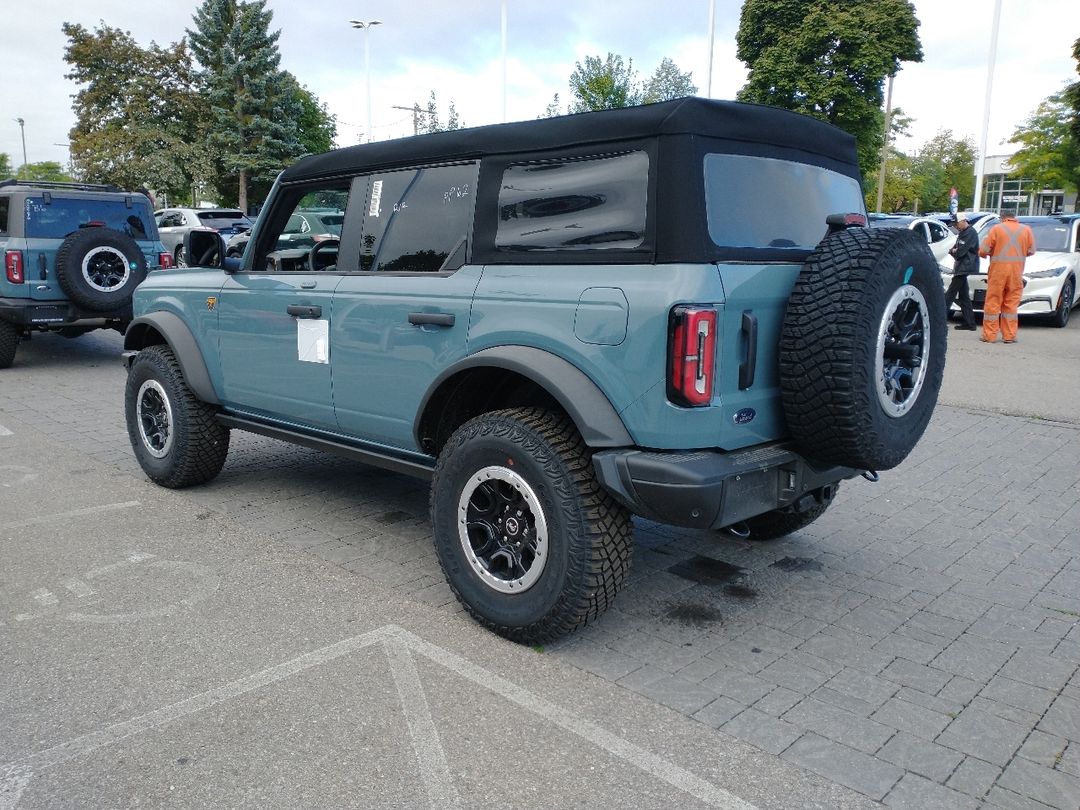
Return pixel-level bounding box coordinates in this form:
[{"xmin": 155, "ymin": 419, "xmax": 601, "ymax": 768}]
[{"xmin": 978, "ymin": 154, "xmax": 1077, "ymax": 215}]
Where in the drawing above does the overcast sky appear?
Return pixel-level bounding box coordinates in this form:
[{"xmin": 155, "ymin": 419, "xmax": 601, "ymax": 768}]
[{"xmin": 2, "ymin": 0, "xmax": 1076, "ymax": 176}]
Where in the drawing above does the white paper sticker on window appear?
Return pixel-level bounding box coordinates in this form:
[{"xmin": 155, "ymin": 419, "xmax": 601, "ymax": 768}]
[
  {"xmin": 297, "ymin": 318, "xmax": 329, "ymax": 364},
  {"xmin": 368, "ymin": 180, "xmax": 383, "ymax": 218}
]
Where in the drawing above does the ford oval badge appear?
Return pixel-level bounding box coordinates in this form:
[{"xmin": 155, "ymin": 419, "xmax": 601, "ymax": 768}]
[{"xmin": 733, "ymin": 408, "xmax": 756, "ymax": 425}]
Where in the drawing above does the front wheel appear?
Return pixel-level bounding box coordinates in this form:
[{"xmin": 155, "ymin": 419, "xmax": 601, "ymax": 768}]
[
  {"xmin": 431, "ymin": 408, "xmax": 633, "ymax": 644},
  {"xmin": 1051, "ymin": 278, "xmax": 1074, "ymax": 328},
  {"xmin": 124, "ymin": 345, "xmax": 230, "ymax": 487}
]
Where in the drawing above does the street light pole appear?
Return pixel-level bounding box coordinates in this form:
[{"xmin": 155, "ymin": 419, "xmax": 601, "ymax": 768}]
[
  {"xmin": 349, "ymin": 19, "xmax": 382, "ymax": 143},
  {"xmin": 706, "ymin": 0, "xmax": 716, "ymax": 98},
  {"xmin": 15, "ymin": 118, "xmax": 28, "ymax": 179}
]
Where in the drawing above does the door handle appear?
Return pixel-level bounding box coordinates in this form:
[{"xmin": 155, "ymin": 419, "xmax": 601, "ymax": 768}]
[
  {"xmin": 408, "ymin": 312, "xmax": 455, "ymax": 327},
  {"xmin": 287, "ymin": 304, "xmax": 322, "ymax": 319},
  {"xmin": 739, "ymin": 310, "xmax": 757, "ymax": 390}
]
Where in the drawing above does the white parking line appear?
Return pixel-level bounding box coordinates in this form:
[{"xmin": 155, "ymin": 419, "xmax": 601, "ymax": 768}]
[
  {"xmin": 0, "ymin": 502, "xmax": 141, "ymax": 532},
  {"xmin": 0, "ymin": 423, "xmax": 12, "ymax": 437},
  {"xmin": 0, "ymin": 625, "xmax": 758, "ymax": 810}
]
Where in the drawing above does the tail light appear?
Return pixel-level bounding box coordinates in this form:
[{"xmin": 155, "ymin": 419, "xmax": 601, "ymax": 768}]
[
  {"xmin": 5, "ymin": 250, "xmax": 24, "ymax": 284},
  {"xmin": 159, "ymin": 252, "xmax": 175, "ymax": 269},
  {"xmin": 668, "ymin": 306, "xmax": 717, "ymax": 407}
]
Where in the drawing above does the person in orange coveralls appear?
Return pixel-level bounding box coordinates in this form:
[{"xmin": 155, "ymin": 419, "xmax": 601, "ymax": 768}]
[{"xmin": 979, "ymin": 211, "xmax": 1035, "ymax": 343}]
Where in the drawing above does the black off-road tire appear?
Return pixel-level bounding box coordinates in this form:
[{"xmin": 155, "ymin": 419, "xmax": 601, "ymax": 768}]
[
  {"xmin": 125, "ymin": 345, "xmax": 230, "ymax": 488},
  {"xmin": 780, "ymin": 227, "xmax": 946, "ymax": 471},
  {"xmin": 0, "ymin": 320, "xmax": 18, "ymax": 369},
  {"xmin": 431, "ymin": 407, "xmax": 633, "ymax": 645},
  {"xmin": 55, "ymin": 227, "xmax": 147, "ymax": 312},
  {"xmin": 743, "ymin": 483, "xmax": 839, "ymax": 541}
]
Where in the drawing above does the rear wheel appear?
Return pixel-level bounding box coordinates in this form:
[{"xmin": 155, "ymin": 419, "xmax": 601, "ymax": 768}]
[
  {"xmin": 431, "ymin": 407, "xmax": 633, "ymax": 644},
  {"xmin": 742, "ymin": 484, "xmax": 839, "ymax": 541},
  {"xmin": 0, "ymin": 320, "xmax": 18, "ymax": 369},
  {"xmin": 125, "ymin": 345, "xmax": 230, "ymax": 487}
]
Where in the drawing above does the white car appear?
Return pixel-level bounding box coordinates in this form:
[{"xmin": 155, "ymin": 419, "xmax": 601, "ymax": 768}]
[
  {"xmin": 944, "ymin": 215, "xmax": 1080, "ymax": 328},
  {"xmin": 868, "ymin": 214, "xmax": 955, "ymax": 265}
]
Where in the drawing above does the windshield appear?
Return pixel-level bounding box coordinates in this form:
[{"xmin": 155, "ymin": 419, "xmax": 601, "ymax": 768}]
[
  {"xmin": 705, "ymin": 154, "xmax": 864, "ymax": 251},
  {"xmin": 1022, "ymin": 220, "xmax": 1071, "ymax": 251},
  {"xmin": 24, "ymin": 197, "xmax": 156, "ymax": 240}
]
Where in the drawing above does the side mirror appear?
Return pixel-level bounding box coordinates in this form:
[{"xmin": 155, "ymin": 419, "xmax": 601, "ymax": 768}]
[{"xmin": 184, "ymin": 228, "xmax": 226, "ymax": 270}]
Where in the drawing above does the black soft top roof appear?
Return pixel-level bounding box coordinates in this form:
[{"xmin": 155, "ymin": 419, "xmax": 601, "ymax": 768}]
[{"xmin": 281, "ymin": 97, "xmax": 859, "ymax": 183}]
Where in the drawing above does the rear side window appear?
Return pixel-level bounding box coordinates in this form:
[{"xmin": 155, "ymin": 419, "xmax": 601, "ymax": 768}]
[
  {"xmin": 496, "ymin": 151, "xmax": 648, "ymax": 251},
  {"xmin": 0, "ymin": 197, "xmax": 8, "ymax": 234},
  {"xmin": 197, "ymin": 211, "xmax": 251, "ymax": 230},
  {"xmin": 360, "ymin": 162, "xmax": 478, "ymax": 272},
  {"xmin": 24, "ymin": 197, "xmax": 154, "ymax": 240},
  {"xmin": 704, "ymin": 154, "xmax": 864, "ymax": 250}
]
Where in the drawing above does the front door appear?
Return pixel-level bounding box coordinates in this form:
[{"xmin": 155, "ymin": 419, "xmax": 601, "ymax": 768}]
[{"xmin": 331, "ymin": 163, "xmax": 480, "ymax": 451}]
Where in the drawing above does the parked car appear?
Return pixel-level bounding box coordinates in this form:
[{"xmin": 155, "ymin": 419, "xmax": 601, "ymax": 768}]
[
  {"xmin": 155, "ymin": 207, "xmax": 253, "ymax": 266},
  {"xmin": 941, "ymin": 214, "xmax": 1079, "ymax": 327},
  {"xmin": 121, "ymin": 98, "xmax": 945, "ymax": 643},
  {"xmin": 0, "ymin": 179, "xmax": 172, "ymax": 369},
  {"xmin": 868, "ymin": 214, "xmax": 955, "ymax": 265},
  {"xmin": 225, "ymin": 209, "xmax": 344, "ymax": 258}
]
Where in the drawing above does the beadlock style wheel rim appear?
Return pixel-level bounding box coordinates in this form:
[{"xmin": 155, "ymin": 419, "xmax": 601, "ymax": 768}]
[
  {"xmin": 457, "ymin": 466, "xmax": 549, "ymax": 594},
  {"xmin": 875, "ymin": 284, "xmax": 930, "ymax": 418},
  {"xmin": 81, "ymin": 246, "xmax": 131, "ymax": 292},
  {"xmin": 137, "ymin": 379, "xmax": 174, "ymax": 458}
]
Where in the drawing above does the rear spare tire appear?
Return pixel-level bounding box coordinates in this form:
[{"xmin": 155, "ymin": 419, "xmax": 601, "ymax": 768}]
[
  {"xmin": 55, "ymin": 227, "xmax": 147, "ymax": 312},
  {"xmin": 780, "ymin": 227, "xmax": 945, "ymax": 471}
]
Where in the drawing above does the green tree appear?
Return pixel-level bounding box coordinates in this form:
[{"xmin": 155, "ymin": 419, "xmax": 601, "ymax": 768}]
[
  {"xmin": 63, "ymin": 21, "xmax": 207, "ymax": 203},
  {"xmin": 282, "ymin": 74, "xmax": 337, "ymax": 156},
  {"xmin": 412, "ymin": 92, "xmax": 464, "ymax": 135},
  {"xmin": 541, "ymin": 94, "xmax": 562, "ymax": 118},
  {"xmin": 642, "ymin": 57, "xmax": 697, "ymax": 103},
  {"xmin": 910, "ymin": 129, "xmax": 977, "ymax": 212},
  {"xmin": 1066, "ymin": 37, "xmax": 1080, "ymax": 158},
  {"xmin": 0, "ymin": 153, "xmax": 11, "ymax": 179},
  {"xmin": 569, "ymin": 53, "xmax": 641, "ymax": 112},
  {"xmin": 18, "ymin": 162, "xmax": 74, "ymax": 183},
  {"xmin": 735, "ymin": 0, "xmax": 923, "ymax": 180},
  {"xmin": 1010, "ymin": 90, "xmax": 1079, "ymax": 195},
  {"xmin": 188, "ymin": 0, "xmax": 303, "ymax": 210}
]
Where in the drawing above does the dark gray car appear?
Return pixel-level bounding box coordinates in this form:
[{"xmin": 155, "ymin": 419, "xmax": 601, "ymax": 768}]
[{"xmin": 155, "ymin": 207, "xmax": 253, "ymax": 266}]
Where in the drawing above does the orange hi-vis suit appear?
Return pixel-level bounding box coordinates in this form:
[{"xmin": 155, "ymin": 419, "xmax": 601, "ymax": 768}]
[{"xmin": 979, "ymin": 217, "xmax": 1035, "ymax": 343}]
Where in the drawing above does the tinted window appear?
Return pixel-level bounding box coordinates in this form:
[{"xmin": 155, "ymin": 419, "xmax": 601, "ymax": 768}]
[
  {"xmin": 496, "ymin": 152, "xmax": 648, "ymax": 252},
  {"xmin": 24, "ymin": 197, "xmax": 154, "ymax": 240},
  {"xmin": 361, "ymin": 162, "xmax": 477, "ymax": 272},
  {"xmin": 927, "ymin": 221, "xmax": 950, "ymax": 242},
  {"xmin": 197, "ymin": 211, "xmax": 251, "ymax": 229},
  {"xmin": 705, "ymin": 154, "xmax": 864, "ymax": 250},
  {"xmin": 0, "ymin": 197, "xmax": 8, "ymax": 234}
]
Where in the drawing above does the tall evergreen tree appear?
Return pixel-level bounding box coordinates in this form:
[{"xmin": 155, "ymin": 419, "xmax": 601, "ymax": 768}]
[
  {"xmin": 187, "ymin": 0, "xmax": 302, "ymax": 210},
  {"xmin": 735, "ymin": 0, "xmax": 923, "ymax": 180}
]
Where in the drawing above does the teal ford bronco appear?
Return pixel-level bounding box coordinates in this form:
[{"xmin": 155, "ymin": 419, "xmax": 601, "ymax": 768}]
[
  {"xmin": 0, "ymin": 180, "xmax": 172, "ymax": 368},
  {"xmin": 122, "ymin": 98, "xmax": 945, "ymax": 643}
]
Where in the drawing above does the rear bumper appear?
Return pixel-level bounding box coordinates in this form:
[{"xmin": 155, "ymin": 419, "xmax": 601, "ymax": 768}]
[
  {"xmin": 593, "ymin": 442, "xmax": 859, "ymax": 530},
  {"xmin": 0, "ymin": 297, "xmax": 132, "ymax": 328}
]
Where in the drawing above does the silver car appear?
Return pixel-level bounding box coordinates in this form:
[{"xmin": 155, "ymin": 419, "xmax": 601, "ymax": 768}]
[{"xmin": 154, "ymin": 208, "xmax": 253, "ymax": 266}]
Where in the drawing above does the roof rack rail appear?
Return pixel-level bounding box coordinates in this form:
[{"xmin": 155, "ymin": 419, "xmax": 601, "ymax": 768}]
[{"xmin": 0, "ymin": 178, "xmax": 124, "ymax": 193}]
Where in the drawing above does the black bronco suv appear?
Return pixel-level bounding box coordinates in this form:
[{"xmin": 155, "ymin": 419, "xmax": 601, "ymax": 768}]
[
  {"xmin": 0, "ymin": 180, "xmax": 172, "ymax": 368},
  {"xmin": 122, "ymin": 99, "xmax": 946, "ymax": 643}
]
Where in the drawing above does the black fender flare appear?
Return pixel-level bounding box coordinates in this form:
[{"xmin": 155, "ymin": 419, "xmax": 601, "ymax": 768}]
[
  {"xmin": 123, "ymin": 311, "xmax": 219, "ymax": 405},
  {"xmin": 415, "ymin": 346, "xmax": 634, "ymax": 448}
]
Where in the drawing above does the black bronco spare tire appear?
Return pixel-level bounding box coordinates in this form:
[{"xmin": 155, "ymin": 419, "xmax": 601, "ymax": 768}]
[
  {"xmin": 431, "ymin": 407, "xmax": 633, "ymax": 645},
  {"xmin": 55, "ymin": 227, "xmax": 147, "ymax": 312},
  {"xmin": 780, "ymin": 227, "xmax": 946, "ymax": 471}
]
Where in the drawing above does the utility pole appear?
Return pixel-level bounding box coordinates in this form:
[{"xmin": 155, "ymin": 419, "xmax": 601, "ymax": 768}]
[
  {"xmin": 391, "ymin": 105, "xmax": 421, "ymax": 136},
  {"xmin": 15, "ymin": 118, "xmax": 28, "ymax": 179},
  {"xmin": 973, "ymin": 0, "xmax": 1002, "ymax": 213},
  {"xmin": 875, "ymin": 74, "xmax": 895, "ymax": 214},
  {"xmin": 349, "ymin": 20, "xmax": 382, "ymax": 144}
]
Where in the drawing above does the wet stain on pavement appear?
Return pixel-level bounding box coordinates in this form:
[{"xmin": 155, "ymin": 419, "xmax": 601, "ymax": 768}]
[
  {"xmin": 667, "ymin": 555, "xmax": 744, "ymax": 585},
  {"xmin": 723, "ymin": 583, "xmax": 758, "ymax": 600},
  {"xmin": 770, "ymin": 556, "xmax": 823, "ymax": 573},
  {"xmin": 377, "ymin": 510, "xmax": 412, "ymax": 524}
]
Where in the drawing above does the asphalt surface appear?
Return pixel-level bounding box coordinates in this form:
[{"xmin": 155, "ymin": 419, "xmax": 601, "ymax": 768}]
[{"xmin": 1, "ymin": 312, "xmax": 1078, "ymax": 809}]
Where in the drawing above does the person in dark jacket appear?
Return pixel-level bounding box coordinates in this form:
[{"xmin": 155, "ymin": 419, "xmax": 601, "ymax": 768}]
[{"xmin": 945, "ymin": 212, "xmax": 980, "ymax": 330}]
